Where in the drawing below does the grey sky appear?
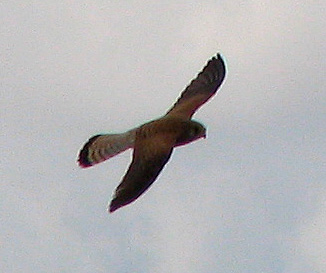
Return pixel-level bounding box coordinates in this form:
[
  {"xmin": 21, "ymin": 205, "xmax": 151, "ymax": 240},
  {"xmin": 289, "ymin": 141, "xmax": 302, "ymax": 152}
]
[{"xmin": 1, "ymin": 1, "xmax": 326, "ymax": 273}]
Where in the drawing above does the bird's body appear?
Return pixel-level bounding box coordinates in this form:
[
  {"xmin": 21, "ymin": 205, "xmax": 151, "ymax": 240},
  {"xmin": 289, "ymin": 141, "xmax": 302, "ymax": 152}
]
[{"xmin": 78, "ymin": 53, "xmax": 226, "ymax": 213}]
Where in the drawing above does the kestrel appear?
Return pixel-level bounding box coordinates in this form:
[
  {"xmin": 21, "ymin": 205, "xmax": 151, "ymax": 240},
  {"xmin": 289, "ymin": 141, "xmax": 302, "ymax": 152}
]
[{"xmin": 78, "ymin": 53, "xmax": 226, "ymax": 213}]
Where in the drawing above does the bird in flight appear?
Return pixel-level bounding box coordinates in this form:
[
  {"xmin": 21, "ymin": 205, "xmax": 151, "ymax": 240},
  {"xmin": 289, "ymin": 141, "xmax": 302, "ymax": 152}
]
[{"xmin": 78, "ymin": 53, "xmax": 226, "ymax": 213}]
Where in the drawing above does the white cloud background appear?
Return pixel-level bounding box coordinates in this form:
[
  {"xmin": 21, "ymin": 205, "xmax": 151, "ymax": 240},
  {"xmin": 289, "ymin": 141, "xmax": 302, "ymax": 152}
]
[{"xmin": 1, "ymin": 1, "xmax": 325, "ymax": 272}]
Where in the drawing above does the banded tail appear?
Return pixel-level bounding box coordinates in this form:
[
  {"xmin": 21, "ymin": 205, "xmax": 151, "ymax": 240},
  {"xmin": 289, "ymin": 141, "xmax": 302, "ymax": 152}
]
[{"xmin": 78, "ymin": 130, "xmax": 136, "ymax": 168}]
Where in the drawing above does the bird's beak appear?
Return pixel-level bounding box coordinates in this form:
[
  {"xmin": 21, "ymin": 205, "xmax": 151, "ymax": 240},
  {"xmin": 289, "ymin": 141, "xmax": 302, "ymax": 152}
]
[{"xmin": 203, "ymin": 133, "xmax": 206, "ymax": 139}]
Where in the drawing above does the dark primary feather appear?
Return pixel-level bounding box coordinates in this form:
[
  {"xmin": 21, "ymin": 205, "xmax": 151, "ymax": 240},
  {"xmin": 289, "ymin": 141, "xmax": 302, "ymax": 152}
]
[
  {"xmin": 109, "ymin": 132, "xmax": 176, "ymax": 213},
  {"xmin": 109, "ymin": 149, "xmax": 172, "ymax": 213},
  {"xmin": 166, "ymin": 53, "xmax": 226, "ymax": 119}
]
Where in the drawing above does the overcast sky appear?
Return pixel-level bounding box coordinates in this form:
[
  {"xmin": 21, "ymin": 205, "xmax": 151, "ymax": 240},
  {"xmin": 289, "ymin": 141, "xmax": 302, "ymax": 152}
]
[{"xmin": 1, "ymin": 1, "xmax": 326, "ymax": 273}]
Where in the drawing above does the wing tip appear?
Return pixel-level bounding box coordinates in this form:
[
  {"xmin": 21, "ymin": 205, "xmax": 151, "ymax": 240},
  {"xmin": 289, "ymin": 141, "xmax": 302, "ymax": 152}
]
[
  {"xmin": 108, "ymin": 192, "xmax": 141, "ymax": 213},
  {"xmin": 196, "ymin": 52, "xmax": 226, "ymax": 84},
  {"xmin": 209, "ymin": 52, "xmax": 227, "ymax": 83},
  {"xmin": 215, "ymin": 52, "xmax": 224, "ymax": 62},
  {"xmin": 213, "ymin": 52, "xmax": 226, "ymax": 71},
  {"xmin": 197, "ymin": 51, "xmax": 227, "ymax": 89},
  {"xmin": 108, "ymin": 199, "xmax": 121, "ymax": 213},
  {"xmin": 77, "ymin": 134, "xmax": 102, "ymax": 168}
]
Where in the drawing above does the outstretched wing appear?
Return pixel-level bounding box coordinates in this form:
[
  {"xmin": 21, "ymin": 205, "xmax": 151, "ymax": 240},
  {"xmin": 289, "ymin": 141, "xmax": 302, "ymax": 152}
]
[
  {"xmin": 166, "ymin": 53, "xmax": 226, "ymax": 119},
  {"xmin": 109, "ymin": 128, "xmax": 175, "ymax": 213}
]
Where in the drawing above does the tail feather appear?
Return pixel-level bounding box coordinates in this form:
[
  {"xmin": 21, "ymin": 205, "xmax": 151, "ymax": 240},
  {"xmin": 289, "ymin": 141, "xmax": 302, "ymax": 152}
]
[{"xmin": 78, "ymin": 130, "xmax": 136, "ymax": 168}]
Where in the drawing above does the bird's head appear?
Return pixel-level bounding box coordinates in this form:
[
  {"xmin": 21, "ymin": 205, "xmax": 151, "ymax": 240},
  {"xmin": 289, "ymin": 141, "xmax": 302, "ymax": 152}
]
[
  {"xmin": 175, "ymin": 120, "xmax": 206, "ymax": 147},
  {"xmin": 189, "ymin": 121, "xmax": 206, "ymax": 140}
]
